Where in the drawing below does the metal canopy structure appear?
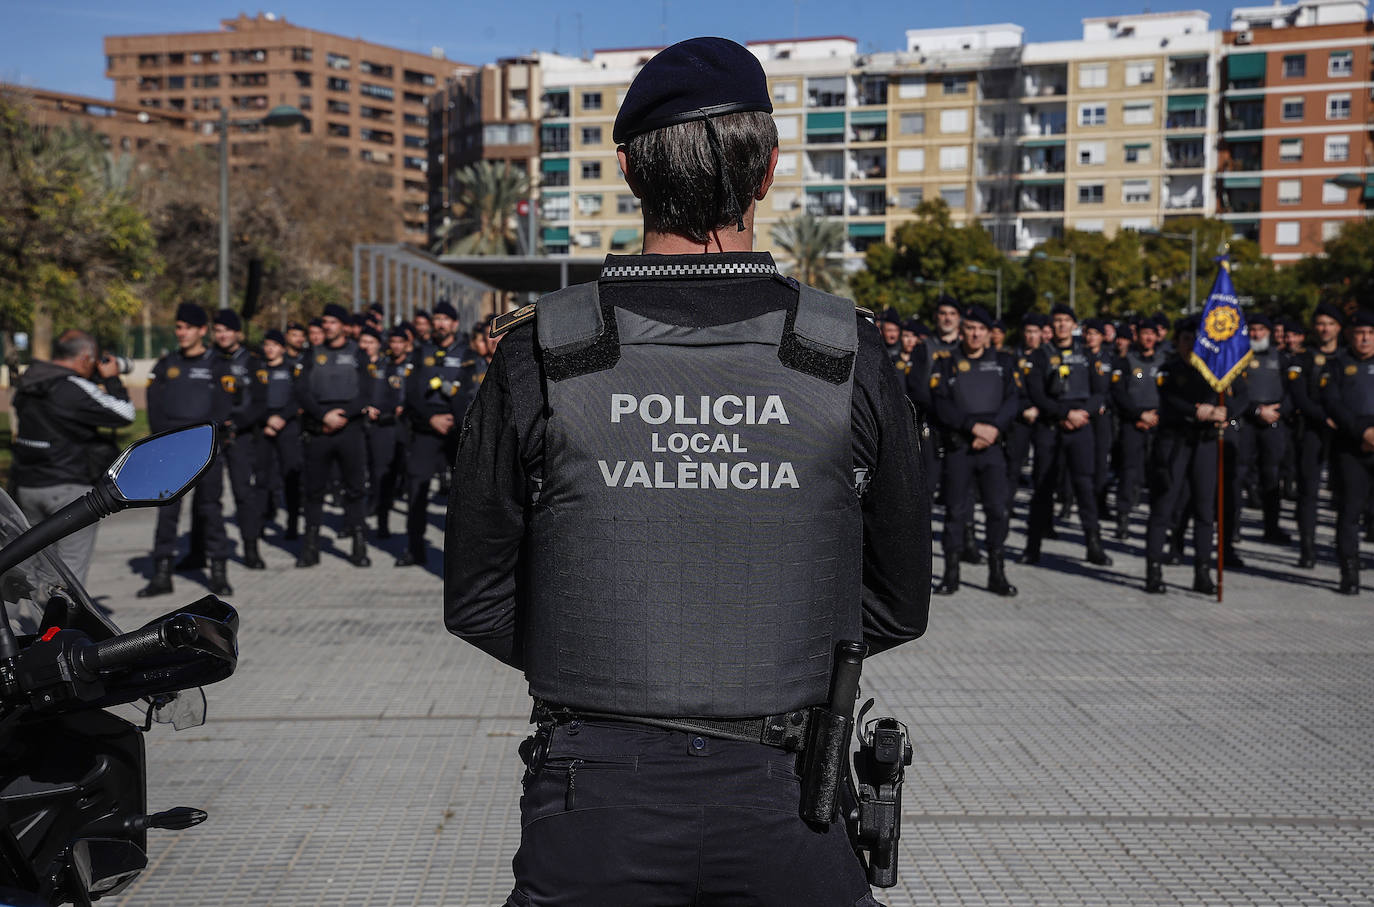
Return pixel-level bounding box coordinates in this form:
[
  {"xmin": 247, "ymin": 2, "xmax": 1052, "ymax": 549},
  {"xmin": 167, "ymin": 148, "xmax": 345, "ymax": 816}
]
[
  {"xmin": 352, "ymin": 244, "xmax": 493, "ymax": 328},
  {"xmin": 437, "ymin": 255, "xmax": 605, "ymax": 295}
]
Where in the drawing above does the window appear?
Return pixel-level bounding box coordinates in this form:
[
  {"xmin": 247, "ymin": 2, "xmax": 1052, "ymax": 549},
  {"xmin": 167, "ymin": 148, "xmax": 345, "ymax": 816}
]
[
  {"xmin": 1322, "ymin": 221, "xmax": 1344, "ymax": 242},
  {"xmin": 403, "ymin": 156, "xmax": 427, "ymax": 172},
  {"xmin": 772, "ymin": 190, "xmax": 798, "ymax": 211},
  {"xmin": 403, "ymin": 135, "xmax": 424, "ymax": 149},
  {"xmin": 1327, "ymin": 93, "xmax": 1351, "ymax": 120},
  {"xmin": 939, "ymin": 109, "xmax": 968, "ymax": 133},
  {"xmin": 897, "ymin": 148, "xmax": 925, "ymax": 172},
  {"xmin": 774, "ymin": 115, "xmax": 799, "ymax": 140},
  {"xmin": 581, "ymin": 126, "xmax": 602, "ymax": 145},
  {"xmin": 1275, "ymin": 221, "xmax": 1300, "ymax": 245},
  {"xmin": 892, "ymin": 186, "xmax": 921, "ymax": 209},
  {"xmin": 897, "ymin": 76, "xmax": 926, "ymax": 99},
  {"xmin": 582, "ymin": 92, "xmax": 602, "ymax": 110},
  {"xmin": 938, "ymin": 146, "xmax": 967, "ymax": 170},
  {"xmin": 1277, "ymin": 179, "xmax": 1301, "ymax": 204},
  {"xmin": 1283, "ymin": 54, "xmax": 1306, "ymax": 78},
  {"xmin": 772, "ymin": 81, "xmax": 798, "ymax": 104},
  {"xmin": 295, "ymin": 71, "xmax": 312, "ymax": 88},
  {"xmin": 940, "ymin": 186, "xmax": 966, "ymax": 208},
  {"xmin": 1124, "ymin": 143, "xmax": 1151, "ymax": 164},
  {"xmin": 942, "ymin": 75, "xmax": 967, "ymax": 95},
  {"xmin": 616, "ymin": 194, "xmax": 640, "ymax": 214},
  {"xmin": 1328, "ymin": 51, "xmax": 1353, "ymax": 77},
  {"xmin": 361, "ymin": 83, "xmax": 394, "ymax": 101},
  {"xmin": 1280, "ymin": 97, "xmax": 1304, "ymax": 121},
  {"xmin": 1077, "ymin": 183, "xmax": 1104, "ymax": 204},
  {"xmin": 1076, "ymin": 219, "xmax": 1105, "ymax": 233},
  {"xmin": 291, "ymin": 47, "xmax": 312, "ymax": 63},
  {"xmin": 403, "ymin": 112, "xmax": 428, "ymax": 127},
  {"xmin": 575, "ymin": 231, "xmax": 601, "ymax": 249},
  {"xmin": 327, "ymin": 99, "xmax": 350, "ymax": 115},
  {"xmin": 1123, "ymin": 102, "xmax": 1154, "ymax": 125},
  {"xmin": 775, "ymin": 152, "xmax": 798, "ymax": 176},
  {"xmin": 1123, "ymin": 179, "xmax": 1151, "ymax": 203},
  {"xmin": 541, "ymin": 125, "xmax": 569, "ymax": 152},
  {"xmin": 898, "ymin": 112, "xmax": 925, "ymax": 135},
  {"xmin": 328, "ymin": 77, "xmax": 350, "ymax": 92},
  {"xmin": 327, "ymin": 53, "xmax": 351, "ymax": 70},
  {"xmin": 359, "ymin": 60, "xmax": 393, "ymax": 78},
  {"xmin": 167, "ymin": 75, "xmax": 185, "ymax": 90},
  {"xmin": 1077, "ymin": 141, "xmax": 1106, "ymax": 165},
  {"xmin": 543, "ymin": 194, "xmax": 570, "ymax": 219},
  {"xmin": 1323, "ymin": 183, "xmax": 1348, "ymax": 204},
  {"xmin": 1078, "ymin": 63, "xmax": 1108, "ymax": 89},
  {"xmin": 192, "ymin": 74, "xmax": 219, "ymax": 89},
  {"xmin": 1078, "ymin": 104, "xmax": 1107, "ymax": 126},
  {"xmin": 328, "ymin": 123, "xmax": 350, "ymax": 138},
  {"xmin": 577, "ymin": 193, "xmax": 603, "ymax": 216},
  {"xmin": 581, "ymin": 161, "xmax": 601, "ymax": 180},
  {"xmin": 1279, "ymin": 138, "xmax": 1303, "ymax": 162},
  {"xmin": 1125, "ymin": 61, "xmax": 1155, "ymax": 86},
  {"xmin": 403, "ymin": 91, "xmax": 428, "ymax": 105},
  {"xmin": 1325, "ymin": 135, "xmax": 1350, "ymax": 162}
]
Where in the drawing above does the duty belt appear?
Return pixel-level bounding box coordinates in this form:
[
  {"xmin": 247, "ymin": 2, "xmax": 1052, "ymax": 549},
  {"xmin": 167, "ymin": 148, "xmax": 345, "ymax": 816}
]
[{"xmin": 533, "ymin": 699, "xmax": 813, "ymax": 751}]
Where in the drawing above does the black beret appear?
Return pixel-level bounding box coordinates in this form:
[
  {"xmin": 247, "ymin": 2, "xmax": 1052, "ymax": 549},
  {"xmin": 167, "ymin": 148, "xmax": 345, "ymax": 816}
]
[
  {"xmin": 175, "ymin": 302, "xmax": 207, "ymax": 327},
  {"xmin": 286, "ymin": 322, "xmax": 306, "ymax": 333},
  {"xmin": 308, "ymin": 317, "xmax": 323, "ymax": 328},
  {"xmin": 1176, "ymin": 315, "xmax": 1199, "ymax": 333},
  {"xmin": 964, "ymin": 305, "xmax": 994, "ymax": 328},
  {"xmin": 1248, "ymin": 312, "xmax": 1272, "ymax": 329},
  {"xmin": 367, "ymin": 301, "xmax": 384, "ymax": 314},
  {"xmin": 322, "ymin": 303, "xmax": 349, "ymax": 322},
  {"xmin": 1082, "ymin": 317, "xmax": 1106, "ymax": 334},
  {"xmin": 1115, "ymin": 322, "xmax": 1135, "ymax": 338},
  {"xmin": 360, "ymin": 326, "xmax": 382, "ymax": 341},
  {"xmin": 612, "ymin": 37, "xmax": 772, "ymax": 144},
  {"xmin": 433, "ymin": 300, "xmax": 459, "ymax": 320},
  {"xmin": 263, "ymin": 329, "xmax": 286, "ymax": 346},
  {"xmin": 351, "ymin": 313, "xmax": 370, "ymax": 327},
  {"xmin": 1153, "ymin": 311, "xmax": 1171, "ymax": 327},
  {"xmin": 934, "ymin": 294, "xmax": 961, "ymax": 312},
  {"xmin": 1022, "ymin": 313, "xmax": 1049, "ymax": 328},
  {"xmin": 992, "ymin": 319, "xmax": 1006, "ymax": 332},
  {"xmin": 388, "ymin": 326, "xmax": 409, "ymax": 340},
  {"xmin": 1279, "ymin": 316, "xmax": 1303, "ymax": 333},
  {"xmin": 412, "ymin": 310, "xmax": 431, "ymax": 321},
  {"xmin": 1350, "ymin": 309, "xmax": 1374, "ymax": 328},
  {"xmin": 1049, "ymin": 303, "xmax": 1076, "ymax": 320},
  {"xmin": 1313, "ymin": 302, "xmax": 1345, "ymax": 325},
  {"xmin": 880, "ymin": 307, "xmax": 902, "ymax": 326},
  {"xmin": 213, "ymin": 308, "xmax": 242, "ymax": 331},
  {"xmin": 900, "ymin": 317, "xmax": 922, "ymax": 333}
]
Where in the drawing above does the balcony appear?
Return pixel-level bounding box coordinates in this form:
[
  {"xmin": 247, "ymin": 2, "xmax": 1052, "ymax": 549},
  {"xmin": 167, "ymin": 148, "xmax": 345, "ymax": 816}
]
[
  {"xmin": 542, "ymin": 91, "xmax": 570, "ymax": 118},
  {"xmin": 1021, "ymin": 108, "xmax": 1067, "ymax": 137},
  {"xmin": 804, "ymin": 150, "xmax": 845, "ymax": 182},
  {"xmin": 1018, "ymin": 184, "xmax": 1065, "ymax": 213},
  {"xmin": 855, "ymin": 76, "xmax": 888, "ymax": 106},
  {"xmin": 1167, "ymin": 59, "xmax": 1209, "ymax": 90},
  {"xmin": 979, "ymin": 69, "xmax": 1020, "ymax": 101},
  {"xmin": 1166, "ymin": 139, "xmax": 1205, "ymax": 169},
  {"xmin": 1023, "ymin": 65, "xmax": 1068, "ymax": 98},
  {"xmin": 850, "ymin": 187, "xmax": 887, "ymax": 216},
  {"xmin": 1164, "ymin": 176, "xmax": 1204, "ymax": 210},
  {"xmin": 1219, "ymin": 185, "xmax": 1261, "ymax": 214},
  {"xmin": 1015, "ymin": 218, "xmax": 1064, "ymax": 253},
  {"xmin": 1165, "ymin": 109, "xmax": 1207, "ymax": 130},
  {"xmin": 849, "ymin": 150, "xmax": 886, "ymax": 180},
  {"xmin": 804, "ymin": 189, "xmax": 845, "ymax": 217}
]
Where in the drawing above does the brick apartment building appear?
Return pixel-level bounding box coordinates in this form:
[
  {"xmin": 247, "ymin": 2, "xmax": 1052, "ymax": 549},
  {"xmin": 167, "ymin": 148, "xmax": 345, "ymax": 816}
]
[
  {"xmin": 9, "ymin": 85, "xmax": 195, "ymax": 158},
  {"xmin": 1219, "ymin": 0, "xmax": 1374, "ymax": 260},
  {"xmin": 104, "ymin": 13, "xmax": 468, "ymax": 243}
]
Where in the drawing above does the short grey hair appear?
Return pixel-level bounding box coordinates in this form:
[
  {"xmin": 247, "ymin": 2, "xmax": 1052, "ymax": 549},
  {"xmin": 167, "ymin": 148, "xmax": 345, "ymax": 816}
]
[
  {"xmin": 622, "ymin": 111, "xmax": 778, "ymax": 245},
  {"xmin": 54, "ymin": 330, "xmax": 97, "ymax": 362}
]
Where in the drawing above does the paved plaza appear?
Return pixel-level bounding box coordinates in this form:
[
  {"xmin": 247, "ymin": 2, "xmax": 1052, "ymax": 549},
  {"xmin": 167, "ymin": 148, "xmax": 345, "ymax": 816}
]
[{"xmin": 84, "ymin": 493, "xmax": 1372, "ymax": 906}]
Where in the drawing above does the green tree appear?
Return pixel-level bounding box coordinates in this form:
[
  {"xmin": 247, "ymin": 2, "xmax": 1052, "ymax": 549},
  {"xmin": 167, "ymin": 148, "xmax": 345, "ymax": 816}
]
[
  {"xmin": 1306, "ymin": 218, "xmax": 1374, "ymax": 313},
  {"xmin": 771, "ymin": 212, "xmax": 845, "ymax": 292},
  {"xmin": 434, "ymin": 160, "xmax": 531, "ymax": 255}
]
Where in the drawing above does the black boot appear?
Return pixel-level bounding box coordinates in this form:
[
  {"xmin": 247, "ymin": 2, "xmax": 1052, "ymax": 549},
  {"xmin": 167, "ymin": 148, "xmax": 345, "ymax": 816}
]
[
  {"xmin": 987, "ymin": 552, "xmax": 1017, "ymax": 597},
  {"xmin": 376, "ymin": 515, "xmax": 391, "ymax": 540},
  {"xmin": 208, "ymin": 559, "xmax": 233, "ymax": 596},
  {"xmin": 174, "ymin": 550, "xmax": 206, "ymax": 573},
  {"xmin": 1114, "ymin": 510, "xmax": 1130, "ymax": 541},
  {"xmin": 1222, "ymin": 542, "xmax": 1245, "ymax": 569},
  {"xmin": 1297, "ymin": 533, "xmax": 1316, "ymax": 569},
  {"xmin": 348, "ymin": 529, "xmax": 372, "ymax": 567},
  {"xmin": 1165, "ymin": 523, "xmax": 1186, "ymax": 565},
  {"xmin": 137, "ymin": 557, "xmax": 174, "ymax": 598},
  {"xmin": 1018, "ymin": 536, "xmax": 1041, "ymax": 565},
  {"xmin": 395, "ymin": 547, "xmax": 423, "ymax": 567},
  {"xmin": 1085, "ymin": 529, "xmax": 1113, "ymax": 566},
  {"xmin": 1145, "ymin": 559, "xmax": 1165, "ymax": 594},
  {"xmin": 960, "ymin": 525, "xmax": 984, "ymax": 564},
  {"xmin": 1192, "ymin": 564, "xmax": 1216, "ymax": 595},
  {"xmin": 1261, "ymin": 502, "xmax": 1291, "ymax": 545},
  {"xmin": 242, "ymin": 537, "xmax": 266, "ymax": 570},
  {"xmin": 284, "ymin": 515, "xmax": 300, "ymax": 541},
  {"xmin": 934, "ymin": 558, "xmax": 960, "ymax": 596},
  {"xmin": 295, "ymin": 527, "xmax": 320, "ymax": 568},
  {"xmin": 1338, "ymin": 558, "xmax": 1360, "ymax": 595}
]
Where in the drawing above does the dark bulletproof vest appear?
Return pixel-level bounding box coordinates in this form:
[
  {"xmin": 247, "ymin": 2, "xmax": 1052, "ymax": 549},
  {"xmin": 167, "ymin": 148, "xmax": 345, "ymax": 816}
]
[
  {"xmin": 1123, "ymin": 350, "xmax": 1161, "ymax": 411},
  {"xmin": 264, "ymin": 362, "xmax": 294, "ymax": 411},
  {"xmin": 224, "ymin": 347, "xmax": 256, "ymax": 420},
  {"xmin": 308, "ymin": 341, "xmax": 361, "ymax": 405},
  {"xmin": 1342, "ymin": 356, "xmax": 1374, "ymax": 417},
  {"xmin": 526, "ymin": 282, "xmax": 862, "ymax": 719},
  {"xmin": 1246, "ymin": 347, "xmax": 1284, "ymax": 404},
  {"xmin": 949, "ymin": 349, "xmax": 1006, "ymax": 420},
  {"xmin": 1046, "ymin": 341, "xmax": 1092, "ymax": 401},
  {"xmin": 158, "ymin": 351, "xmax": 221, "ymax": 426}
]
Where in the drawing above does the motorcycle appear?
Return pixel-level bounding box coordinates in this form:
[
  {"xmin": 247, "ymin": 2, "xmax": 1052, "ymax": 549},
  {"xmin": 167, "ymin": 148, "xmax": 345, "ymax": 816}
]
[{"xmin": 0, "ymin": 423, "xmax": 239, "ymax": 906}]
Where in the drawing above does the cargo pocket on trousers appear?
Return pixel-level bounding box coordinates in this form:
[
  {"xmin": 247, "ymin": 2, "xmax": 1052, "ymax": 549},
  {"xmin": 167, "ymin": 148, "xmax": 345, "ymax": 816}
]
[{"xmin": 522, "ymin": 754, "xmax": 638, "ymax": 827}]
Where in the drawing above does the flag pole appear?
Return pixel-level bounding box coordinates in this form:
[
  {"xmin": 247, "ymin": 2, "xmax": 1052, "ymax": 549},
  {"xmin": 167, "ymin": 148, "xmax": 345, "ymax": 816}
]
[{"xmin": 1216, "ymin": 392, "xmax": 1225, "ymax": 603}]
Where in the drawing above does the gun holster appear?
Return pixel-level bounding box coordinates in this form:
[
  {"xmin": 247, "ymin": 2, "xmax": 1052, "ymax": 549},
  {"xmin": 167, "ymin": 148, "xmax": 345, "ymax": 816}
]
[{"xmin": 846, "ymin": 699, "xmax": 914, "ymax": 889}]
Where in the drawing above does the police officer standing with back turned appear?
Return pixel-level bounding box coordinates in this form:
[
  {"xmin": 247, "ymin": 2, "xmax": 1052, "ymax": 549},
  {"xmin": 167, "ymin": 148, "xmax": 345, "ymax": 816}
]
[
  {"xmin": 139, "ymin": 303, "xmax": 233, "ymax": 598},
  {"xmin": 212, "ymin": 308, "xmax": 268, "ymax": 569},
  {"xmin": 1322, "ymin": 308, "xmax": 1374, "ymax": 594},
  {"xmin": 295, "ymin": 303, "xmax": 371, "ymax": 569},
  {"xmin": 445, "ymin": 37, "xmax": 929, "ymax": 906},
  {"xmin": 930, "ymin": 304, "xmax": 1020, "ymax": 596}
]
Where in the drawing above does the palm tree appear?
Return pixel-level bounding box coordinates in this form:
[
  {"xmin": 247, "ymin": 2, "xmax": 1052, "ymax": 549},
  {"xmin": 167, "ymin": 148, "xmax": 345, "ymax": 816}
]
[
  {"xmin": 771, "ymin": 212, "xmax": 845, "ymax": 291},
  {"xmin": 433, "ymin": 160, "xmax": 531, "ymax": 255}
]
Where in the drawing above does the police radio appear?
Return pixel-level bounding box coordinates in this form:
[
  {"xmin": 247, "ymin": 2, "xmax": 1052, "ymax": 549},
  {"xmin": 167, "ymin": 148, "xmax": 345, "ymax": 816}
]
[{"xmin": 848, "ymin": 699, "xmax": 913, "ymax": 888}]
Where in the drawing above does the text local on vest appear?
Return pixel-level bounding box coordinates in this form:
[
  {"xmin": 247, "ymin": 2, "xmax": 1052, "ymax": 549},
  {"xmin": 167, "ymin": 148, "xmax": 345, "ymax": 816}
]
[{"xmin": 601, "ymin": 393, "xmax": 800, "ymax": 490}]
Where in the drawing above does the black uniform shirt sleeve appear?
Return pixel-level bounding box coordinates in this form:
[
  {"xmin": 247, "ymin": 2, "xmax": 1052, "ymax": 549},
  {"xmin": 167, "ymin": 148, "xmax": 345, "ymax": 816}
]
[
  {"xmin": 1025, "ymin": 347, "xmax": 1064, "ymax": 421},
  {"xmin": 238, "ymin": 354, "xmax": 268, "ymax": 428},
  {"xmin": 992, "ymin": 353, "xmax": 1020, "ymax": 433},
  {"xmin": 1323, "ymin": 357, "xmax": 1374, "ymax": 439},
  {"xmin": 294, "ymin": 357, "xmax": 328, "ymax": 421},
  {"xmin": 1286, "ymin": 353, "xmax": 1327, "ymax": 428}
]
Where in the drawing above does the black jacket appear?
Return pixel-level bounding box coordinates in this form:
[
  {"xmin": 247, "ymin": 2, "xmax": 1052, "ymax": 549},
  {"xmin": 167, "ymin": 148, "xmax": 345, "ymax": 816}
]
[{"xmin": 12, "ymin": 361, "xmax": 135, "ymax": 487}]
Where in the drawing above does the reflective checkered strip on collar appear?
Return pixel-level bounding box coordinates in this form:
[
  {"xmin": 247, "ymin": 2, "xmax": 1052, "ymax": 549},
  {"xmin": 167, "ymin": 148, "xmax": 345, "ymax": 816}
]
[{"xmin": 600, "ymin": 261, "xmax": 780, "ymax": 281}]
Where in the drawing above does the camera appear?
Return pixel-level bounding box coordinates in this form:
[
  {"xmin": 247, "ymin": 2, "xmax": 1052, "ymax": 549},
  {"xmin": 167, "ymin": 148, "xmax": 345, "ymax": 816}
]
[{"xmin": 102, "ymin": 354, "xmax": 133, "ymax": 375}]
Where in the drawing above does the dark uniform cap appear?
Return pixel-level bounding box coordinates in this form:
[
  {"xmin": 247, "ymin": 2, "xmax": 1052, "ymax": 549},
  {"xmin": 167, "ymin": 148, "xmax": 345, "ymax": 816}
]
[
  {"xmin": 964, "ymin": 304, "xmax": 994, "ymax": 328},
  {"xmin": 286, "ymin": 322, "xmax": 306, "ymax": 333},
  {"xmin": 933, "ymin": 293, "xmax": 961, "ymax": 313},
  {"xmin": 1115, "ymin": 321, "xmax": 1136, "ymax": 339},
  {"xmin": 308, "ymin": 317, "xmax": 323, "ymax": 329},
  {"xmin": 611, "ymin": 37, "xmax": 772, "ymax": 144},
  {"xmin": 1153, "ymin": 311, "xmax": 1171, "ymax": 328},
  {"xmin": 175, "ymin": 302, "xmax": 208, "ymax": 327},
  {"xmin": 901, "ymin": 317, "xmax": 923, "ymax": 333},
  {"xmin": 412, "ymin": 310, "xmax": 431, "ymax": 321},
  {"xmin": 213, "ymin": 308, "xmax": 241, "ymax": 331},
  {"xmin": 1350, "ymin": 309, "xmax": 1374, "ymax": 328},
  {"xmin": 1082, "ymin": 317, "xmax": 1106, "ymax": 333},
  {"xmin": 1175, "ymin": 314, "xmax": 1199, "ymax": 333},
  {"xmin": 880, "ymin": 307, "xmax": 902, "ymax": 326},
  {"xmin": 367, "ymin": 302, "xmax": 384, "ymax": 315},
  {"xmin": 1280, "ymin": 316, "xmax": 1303, "ymax": 333},
  {"xmin": 351, "ymin": 313, "xmax": 370, "ymax": 328},
  {"xmin": 1022, "ymin": 312, "xmax": 1049, "ymax": 328},
  {"xmin": 1314, "ymin": 302, "xmax": 1345, "ymax": 325},
  {"xmin": 263, "ymin": 329, "xmax": 286, "ymax": 346},
  {"xmin": 992, "ymin": 319, "xmax": 1006, "ymax": 332},
  {"xmin": 432, "ymin": 300, "xmax": 459, "ymax": 320},
  {"xmin": 388, "ymin": 326, "xmax": 409, "ymax": 340},
  {"xmin": 322, "ymin": 303, "xmax": 349, "ymax": 322},
  {"xmin": 360, "ymin": 326, "xmax": 382, "ymax": 341},
  {"xmin": 1049, "ymin": 303, "xmax": 1075, "ymax": 320},
  {"xmin": 1249, "ymin": 312, "xmax": 1272, "ymax": 329}
]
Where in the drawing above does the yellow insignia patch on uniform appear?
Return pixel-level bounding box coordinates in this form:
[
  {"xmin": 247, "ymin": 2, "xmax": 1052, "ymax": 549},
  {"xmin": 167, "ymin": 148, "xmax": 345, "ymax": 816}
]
[
  {"xmin": 404, "ymin": 363, "xmax": 413, "ymax": 376},
  {"xmin": 388, "ymin": 375, "xmax": 403, "ymax": 389},
  {"xmin": 491, "ymin": 303, "xmax": 537, "ymax": 338},
  {"xmin": 435, "ymin": 349, "xmax": 446, "ymax": 359},
  {"xmin": 1314, "ymin": 354, "xmax": 1326, "ymax": 367},
  {"xmin": 1049, "ymin": 355, "xmax": 1061, "ymax": 367},
  {"xmin": 293, "ymin": 363, "xmax": 303, "ymax": 378},
  {"xmin": 315, "ymin": 353, "xmax": 328, "ymax": 365},
  {"xmin": 256, "ymin": 369, "xmax": 269, "ymax": 384},
  {"xmin": 1286, "ymin": 367, "xmax": 1301, "ymax": 380},
  {"xmin": 1111, "ymin": 372, "xmax": 1121, "ymax": 383},
  {"xmin": 1320, "ymin": 375, "xmax": 1329, "ymax": 388},
  {"xmin": 166, "ymin": 366, "xmax": 181, "ymax": 379},
  {"xmin": 367, "ymin": 364, "xmax": 378, "ymax": 377},
  {"xmin": 1013, "ymin": 371, "xmax": 1023, "ymax": 388},
  {"xmin": 1058, "ymin": 364, "xmax": 1070, "ymax": 378},
  {"xmin": 461, "ymin": 359, "xmax": 475, "ymax": 368},
  {"xmin": 1156, "ymin": 374, "xmax": 1166, "ymax": 386},
  {"xmin": 1133, "ymin": 369, "xmax": 1143, "ymax": 380},
  {"xmin": 956, "ymin": 359, "xmax": 971, "ymax": 372},
  {"xmin": 429, "ymin": 376, "xmax": 442, "ymax": 390},
  {"xmin": 1096, "ymin": 362, "xmax": 1110, "ymax": 375},
  {"xmin": 424, "ymin": 356, "xmax": 436, "ymax": 367},
  {"xmin": 1345, "ymin": 364, "xmax": 1358, "ymax": 376},
  {"xmin": 929, "ymin": 373, "xmax": 941, "ymax": 388},
  {"xmin": 146, "ymin": 376, "xmax": 155, "ymax": 387},
  {"xmin": 475, "ymin": 373, "xmax": 485, "ymax": 385},
  {"xmin": 933, "ymin": 350, "xmax": 950, "ymax": 360},
  {"xmin": 220, "ymin": 375, "xmax": 237, "ymax": 393}
]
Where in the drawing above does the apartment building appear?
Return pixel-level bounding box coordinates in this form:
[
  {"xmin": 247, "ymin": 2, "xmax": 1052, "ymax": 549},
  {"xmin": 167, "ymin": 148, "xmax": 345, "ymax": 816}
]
[
  {"xmin": 8, "ymin": 85, "xmax": 194, "ymax": 158},
  {"xmin": 427, "ymin": 57, "xmax": 542, "ymax": 245},
  {"xmin": 104, "ymin": 12, "xmax": 467, "ymax": 243},
  {"xmin": 1218, "ymin": 0, "xmax": 1374, "ymax": 260}
]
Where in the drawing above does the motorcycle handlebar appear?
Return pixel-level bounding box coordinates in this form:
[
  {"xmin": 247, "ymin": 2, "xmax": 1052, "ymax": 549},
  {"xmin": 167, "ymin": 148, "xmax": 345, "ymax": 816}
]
[{"xmin": 75, "ymin": 614, "xmax": 202, "ymax": 675}]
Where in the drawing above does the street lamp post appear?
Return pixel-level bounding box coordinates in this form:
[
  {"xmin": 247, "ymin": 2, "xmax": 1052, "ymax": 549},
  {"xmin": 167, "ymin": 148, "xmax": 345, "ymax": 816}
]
[
  {"xmin": 1142, "ymin": 227, "xmax": 1199, "ymax": 312},
  {"xmin": 1032, "ymin": 250, "xmax": 1076, "ymax": 315},
  {"xmin": 967, "ymin": 264, "xmax": 1003, "ymax": 320}
]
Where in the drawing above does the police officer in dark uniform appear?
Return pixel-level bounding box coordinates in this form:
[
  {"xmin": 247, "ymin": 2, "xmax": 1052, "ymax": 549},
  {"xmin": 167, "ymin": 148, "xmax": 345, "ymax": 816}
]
[
  {"xmin": 212, "ymin": 309, "xmax": 268, "ymax": 569},
  {"xmin": 445, "ymin": 37, "xmax": 929, "ymax": 905},
  {"xmin": 361, "ymin": 326, "xmax": 407, "ymax": 538},
  {"xmin": 926, "ymin": 295, "xmax": 962, "ymax": 355},
  {"xmin": 1144, "ymin": 317, "xmax": 1249, "ymax": 594},
  {"xmin": 1323, "ymin": 309, "xmax": 1374, "ymax": 594},
  {"xmin": 1235, "ymin": 313, "xmax": 1292, "ymax": 546},
  {"xmin": 1005, "ymin": 313, "xmax": 1046, "ymax": 519},
  {"xmin": 398, "ymin": 299, "xmax": 470, "ymax": 567},
  {"xmin": 878, "ymin": 307, "xmax": 902, "ymax": 360},
  {"xmin": 1286, "ymin": 302, "xmax": 1345, "ymax": 567},
  {"xmin": 929, "ymin": 304, "xmax": 1019, "ymax": 596},
  {"xmin": 1110, "ymin": 318, "xmax": 1163, "ymax": 540},
  {"xmin": 411, "ymin": 310, "xmax": 433, "ymax": 346},
  {"xmin": 284, "ymin": 321, "xmax": 308, "ymax": 365},
  {"xmin": 257, "ymin": 330, "xmax": 304, "ymax": 544},
  {"xmin": 295, "ymin": 302, "xmax": 371, "ymax": 569},
  {"xmin": 1082, "ymin": 318, "xmax": 1116, "ymax": 520},
  {"xmin": 1022, "ymin": 304, "xmax": 1112, "ymax": 566},
  {"xmin": 139, "ymin": 303, "xmax": 233, "ymax": 598}
]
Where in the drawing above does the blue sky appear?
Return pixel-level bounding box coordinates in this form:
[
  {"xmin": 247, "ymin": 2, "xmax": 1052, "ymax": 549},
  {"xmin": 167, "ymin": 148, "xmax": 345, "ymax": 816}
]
[{"xmin": 2, "ymin": 1, "xmax": 1237, "ymax": 99}]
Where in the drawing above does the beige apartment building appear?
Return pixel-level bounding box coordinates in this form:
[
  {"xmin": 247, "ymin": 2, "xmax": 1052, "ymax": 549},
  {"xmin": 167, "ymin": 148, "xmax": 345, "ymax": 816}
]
[{"xmin": 104, "ymin": 12, "xmax": 467, "ymax": 243}]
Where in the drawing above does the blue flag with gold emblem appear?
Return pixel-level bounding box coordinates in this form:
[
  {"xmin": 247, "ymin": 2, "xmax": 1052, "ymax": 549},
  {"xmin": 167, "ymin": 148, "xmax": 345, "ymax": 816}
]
[{"xmin": 1189, "ymin": 261, "xmax": 1252, "ymax": 392}]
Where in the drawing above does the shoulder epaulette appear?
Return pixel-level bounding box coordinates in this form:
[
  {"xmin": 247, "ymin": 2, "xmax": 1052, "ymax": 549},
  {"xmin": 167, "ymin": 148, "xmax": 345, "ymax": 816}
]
[{"xmin": 490, "ymin": 304, "xmax": 536, "ymax": 338}]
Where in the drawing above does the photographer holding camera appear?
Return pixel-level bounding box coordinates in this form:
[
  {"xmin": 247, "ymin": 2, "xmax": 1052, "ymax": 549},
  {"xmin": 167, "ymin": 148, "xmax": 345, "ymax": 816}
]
[{"xmin": 11, "ymin": 329, "xmax": 135, "ymax": 583}]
